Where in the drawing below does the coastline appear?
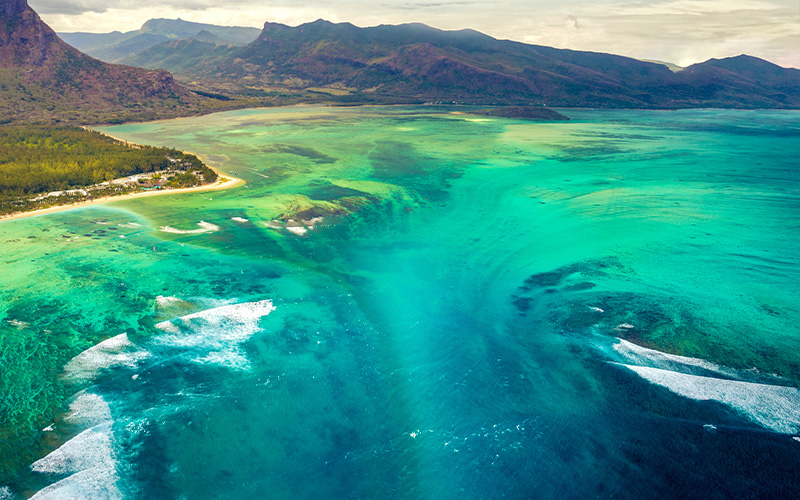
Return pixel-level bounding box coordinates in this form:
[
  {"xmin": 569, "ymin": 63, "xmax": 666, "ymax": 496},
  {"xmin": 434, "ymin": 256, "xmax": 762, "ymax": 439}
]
[
  {"xmin": 0, "ymin": 129, "xmax": 244, "ymax": 223},
  {"xmin": 0, "ymin": 168, "xmax": 243, "ymax": 224}
]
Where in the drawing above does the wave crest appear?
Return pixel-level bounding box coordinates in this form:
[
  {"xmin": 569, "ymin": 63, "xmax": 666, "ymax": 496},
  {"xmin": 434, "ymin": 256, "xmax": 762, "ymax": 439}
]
[
  {"xmin": 153, "ymin": 299, "xmax": 276, "ymax": 370},
  {"xmin": 611, "ymin": 338, "xmax": 800, "ymax": 434},
  {"xmin": 63, "ymin": 334, "xmax": 149, "ymax": 385}
]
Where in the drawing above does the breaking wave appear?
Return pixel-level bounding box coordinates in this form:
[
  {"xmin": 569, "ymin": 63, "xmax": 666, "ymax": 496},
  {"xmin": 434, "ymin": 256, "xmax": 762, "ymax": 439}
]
[
  {"xmin": 30, "ymin": 393, "xmax": 120, "ymax": 500},
  {"xmin": 31, "ymin": 423, "xmax": 114, "ymax": 476},
  {"xmin": 63, "ymin": 392, "xmax": 112, "ymax": 427},
  {"xmin": 154, "ymin": 299, "xmax": 276, "ymax": 370},
  {"xmin": 30, "ymin": 466, "xmax": 121, "ymax": 500},
  {"xmin": 610, "ymin": 338, "xmax": 800, "ymax": 434},
  {"xmin": 62, "ymin": 333, "xmax": 149, "ymax": 385},
  {"xmin": 621, "ymin": 364, "xmax": 800, "ymax": 434}
]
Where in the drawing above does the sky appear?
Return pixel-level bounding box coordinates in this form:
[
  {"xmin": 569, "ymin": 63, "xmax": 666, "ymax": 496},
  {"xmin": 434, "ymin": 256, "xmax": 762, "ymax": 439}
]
[{"xmin": 28, "ymin": 0, "xmax": 800, "ymax": 68}]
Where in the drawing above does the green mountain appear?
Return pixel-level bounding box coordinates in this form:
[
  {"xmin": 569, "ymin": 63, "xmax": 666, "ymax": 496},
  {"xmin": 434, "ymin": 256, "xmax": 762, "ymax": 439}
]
[
  {"xmin": 122, "ymin": 33, "xmax": 240, "ymax": 77},
  {"xmin": 0, "ymin": 0, "xmax": 209, "ymax": 124},
  {"xmin": 123, "ymin": 19, "xmax": 800, "ymax": 109},
  {"xmin": 59, "ymin": 18, "xmax": 261, "ymax": 63}
]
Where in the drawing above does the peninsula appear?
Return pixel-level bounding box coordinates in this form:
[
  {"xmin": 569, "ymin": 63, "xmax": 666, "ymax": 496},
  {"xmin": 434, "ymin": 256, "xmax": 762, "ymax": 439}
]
[{"xmin": 0, "ymin": 126, "xmax": 239, "ymax": 220}]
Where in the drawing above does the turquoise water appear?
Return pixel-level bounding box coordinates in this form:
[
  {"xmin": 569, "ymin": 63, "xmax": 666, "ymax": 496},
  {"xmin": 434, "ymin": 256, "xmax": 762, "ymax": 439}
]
[{"xmin": 1, "ymin": 106, "xmax": 799, "ymax": 498}]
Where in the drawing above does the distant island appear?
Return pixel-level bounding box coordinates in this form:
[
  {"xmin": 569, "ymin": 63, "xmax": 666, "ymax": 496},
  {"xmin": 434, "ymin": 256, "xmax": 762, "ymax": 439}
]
[{"xmin": 469, "ymin": 106, "xmax": 571, "ymax": 120}]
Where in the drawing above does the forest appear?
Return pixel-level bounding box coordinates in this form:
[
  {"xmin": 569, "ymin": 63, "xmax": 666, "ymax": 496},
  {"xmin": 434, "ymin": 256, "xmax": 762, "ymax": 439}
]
[{"xmin": 0, "ymin": 126, "xmax": 217, "ymax": 215}]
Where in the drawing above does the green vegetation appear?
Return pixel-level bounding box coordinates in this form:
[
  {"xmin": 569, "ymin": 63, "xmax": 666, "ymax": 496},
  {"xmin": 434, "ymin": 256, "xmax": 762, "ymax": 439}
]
[
  {"xmin": 0, "ymin": 126, "xmax": 214, "ymax": 215},
  {"xmin": 166, "ymin": 171, "xmax": 201, "ymax": 188}
]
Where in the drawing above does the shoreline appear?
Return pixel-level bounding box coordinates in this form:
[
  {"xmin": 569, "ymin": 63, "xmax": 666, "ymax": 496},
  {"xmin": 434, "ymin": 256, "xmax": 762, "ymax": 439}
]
[
  {"xmin": 0, "ymin": 167, "xmax": 243, "ymax": 224},
  {"xmin": 0, "ymin": 128, "xmax": 244, "ymax": 223}
]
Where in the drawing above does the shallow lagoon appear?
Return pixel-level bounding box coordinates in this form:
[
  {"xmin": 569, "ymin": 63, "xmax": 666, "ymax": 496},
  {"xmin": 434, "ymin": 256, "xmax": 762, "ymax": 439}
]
[{"xmin": 1, "ymin": 106, "xmax": 799, "ymax": 498}]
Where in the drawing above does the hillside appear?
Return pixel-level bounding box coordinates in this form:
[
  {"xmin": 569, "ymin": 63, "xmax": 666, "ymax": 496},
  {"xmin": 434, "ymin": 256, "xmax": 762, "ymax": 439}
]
[
  {"xmin": 59, "ymin": 18, "xmax": 262, "ymax": 63},
  {"xmin": 122, "ymin": 34, "xmax": 240, "ymax": 77},
  {"xmin": 0, "ymin": 0, "xmax": 225, "ymax": 124},
  {"xmin": 124, "ymin": 19, "xmax": 800, "ymax": 109}
]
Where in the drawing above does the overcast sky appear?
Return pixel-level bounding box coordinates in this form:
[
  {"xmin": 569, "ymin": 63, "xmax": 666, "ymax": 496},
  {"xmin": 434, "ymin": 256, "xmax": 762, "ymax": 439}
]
[{"xmin": 29, "ymin": 0, "xmax": 800, "ymax": 68}]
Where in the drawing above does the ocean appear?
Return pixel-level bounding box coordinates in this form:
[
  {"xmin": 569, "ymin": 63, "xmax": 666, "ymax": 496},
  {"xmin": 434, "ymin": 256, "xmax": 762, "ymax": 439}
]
[{"xmin": 1, "ymin": 106, "xmax": 799, "ymax": 499}]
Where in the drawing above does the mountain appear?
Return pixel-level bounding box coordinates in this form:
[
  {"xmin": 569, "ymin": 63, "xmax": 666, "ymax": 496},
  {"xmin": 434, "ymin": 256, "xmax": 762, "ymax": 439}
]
[
  {"xmin": 59, "ymin": 18, "xmax": 262, "ymax": 63},
  {"xmin": 123, "ymin": 19, "xmax": 800, "ymax": 109},
  {"xmin": 675, "ymin": 55, "xmax": 800, "ymax": 107},
  {"xmin": 640, "ymin": 59, "xmax": 684, "ymax": 72},
  {"xmin": 0, "ymin": 0, "xmax": 206, "ymax": 124},
  {"xmin": 122, "ymin": 33, "xmax": 240, "ymax": 77}
]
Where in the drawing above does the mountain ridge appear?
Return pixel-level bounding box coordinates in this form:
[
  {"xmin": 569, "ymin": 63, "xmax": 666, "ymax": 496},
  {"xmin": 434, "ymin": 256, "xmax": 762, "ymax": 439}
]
[
  {"xmin": 59, "ymin": 18, "xmax": 262, "ymax": 62},
  {"xmin": 121, "ymin": 18, "xmax": 799, "ymax": 109}
]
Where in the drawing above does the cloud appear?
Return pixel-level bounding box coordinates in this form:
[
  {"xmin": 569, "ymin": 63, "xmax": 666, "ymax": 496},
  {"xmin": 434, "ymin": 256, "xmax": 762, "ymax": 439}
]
[
  {"xmin": 29, "ymin": 0, "xmax": 264, "ymax": 16},
  {"xmin": 387, "ymin": 1, "xmax": 477, "ymax": 9},
  {"xmin": 29, "ymin": 0, "xmax": 108, "ymax": 15},
  {"xmin": 565, "ymin": 15, "xmax": 580, "ymax": 29},
  {"xmin": 27, "ymin": 0, "xmax": 800, "ymax": 68},
  {"xmin": 516, "ymin": 0, "xmax": 800, "ymax": 67}
]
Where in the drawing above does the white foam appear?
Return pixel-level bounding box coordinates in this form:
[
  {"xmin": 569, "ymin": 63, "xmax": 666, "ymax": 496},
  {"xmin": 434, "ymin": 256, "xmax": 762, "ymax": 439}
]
[
  {"xmin": 29, "ymin": 466, "xmax": 121, "ymax": 500},
  {"xmin": 614, "ymin": 338, "xmax": 733, "ymax": 376},
  {"xmin": 159, "ymin": 221, "xmax": 220, "ymax": 234},
  {"xmin": 167, "ymin": 299, "xmax": 276, "ymax": 325},
  {"xmin": 31, "ymin": 424, "xmax": 113, "ymax": 476},
  {"xmin": 621, "ymin": 364, "xmax": 800, "ymax": 434},
  {"xmin": 231, "ymin": 217, "xmax": 249, "ymax": 223},
  {"xmin": 64, "ymin": 393, "xmax": 112, "ymax": 427},
  {"xmin": 0, "ymin": 486, "xmax": 13, "ymax": 499},
  {"xmin": 154, "ymin": 300, "xmax": 276, "ymax": 370},
  {"xmin": 154, "ymin": 322, "xmax": 181, "ymax": 334},
  {"xmin": 117, "ymin": 222, "xmax": 141, "ymax": 228},
  {"xmin": 63, "ymin": 334, "xmax": 150, "ymax": 384},
  {"xmin": 30, "ymin": 396, "xmax": 120, "ymax": 500},
  {"xmin": 286, "ymin": 226, "xmax": 308, "ymax": 236},
  {"xmin": 195, "ymin": 351, "xmax": 251, "ymax": 371}
]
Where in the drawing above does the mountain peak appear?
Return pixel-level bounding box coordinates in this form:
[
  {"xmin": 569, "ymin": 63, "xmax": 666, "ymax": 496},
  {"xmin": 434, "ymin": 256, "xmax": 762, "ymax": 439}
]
[
  {"xmin": 0, "ymin": 0, "xmax": 63, "ymax": 67},
  {"xmin": 690, "ymin": 54, "xmax": 787, "ymax": 71},
  {"xmin": 0, "ymin": 0, "xmax": 28, "ymax": 18},
  {"xmin": 0, "ymin": 1, "xmax": 203, "ymax": 124}
]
